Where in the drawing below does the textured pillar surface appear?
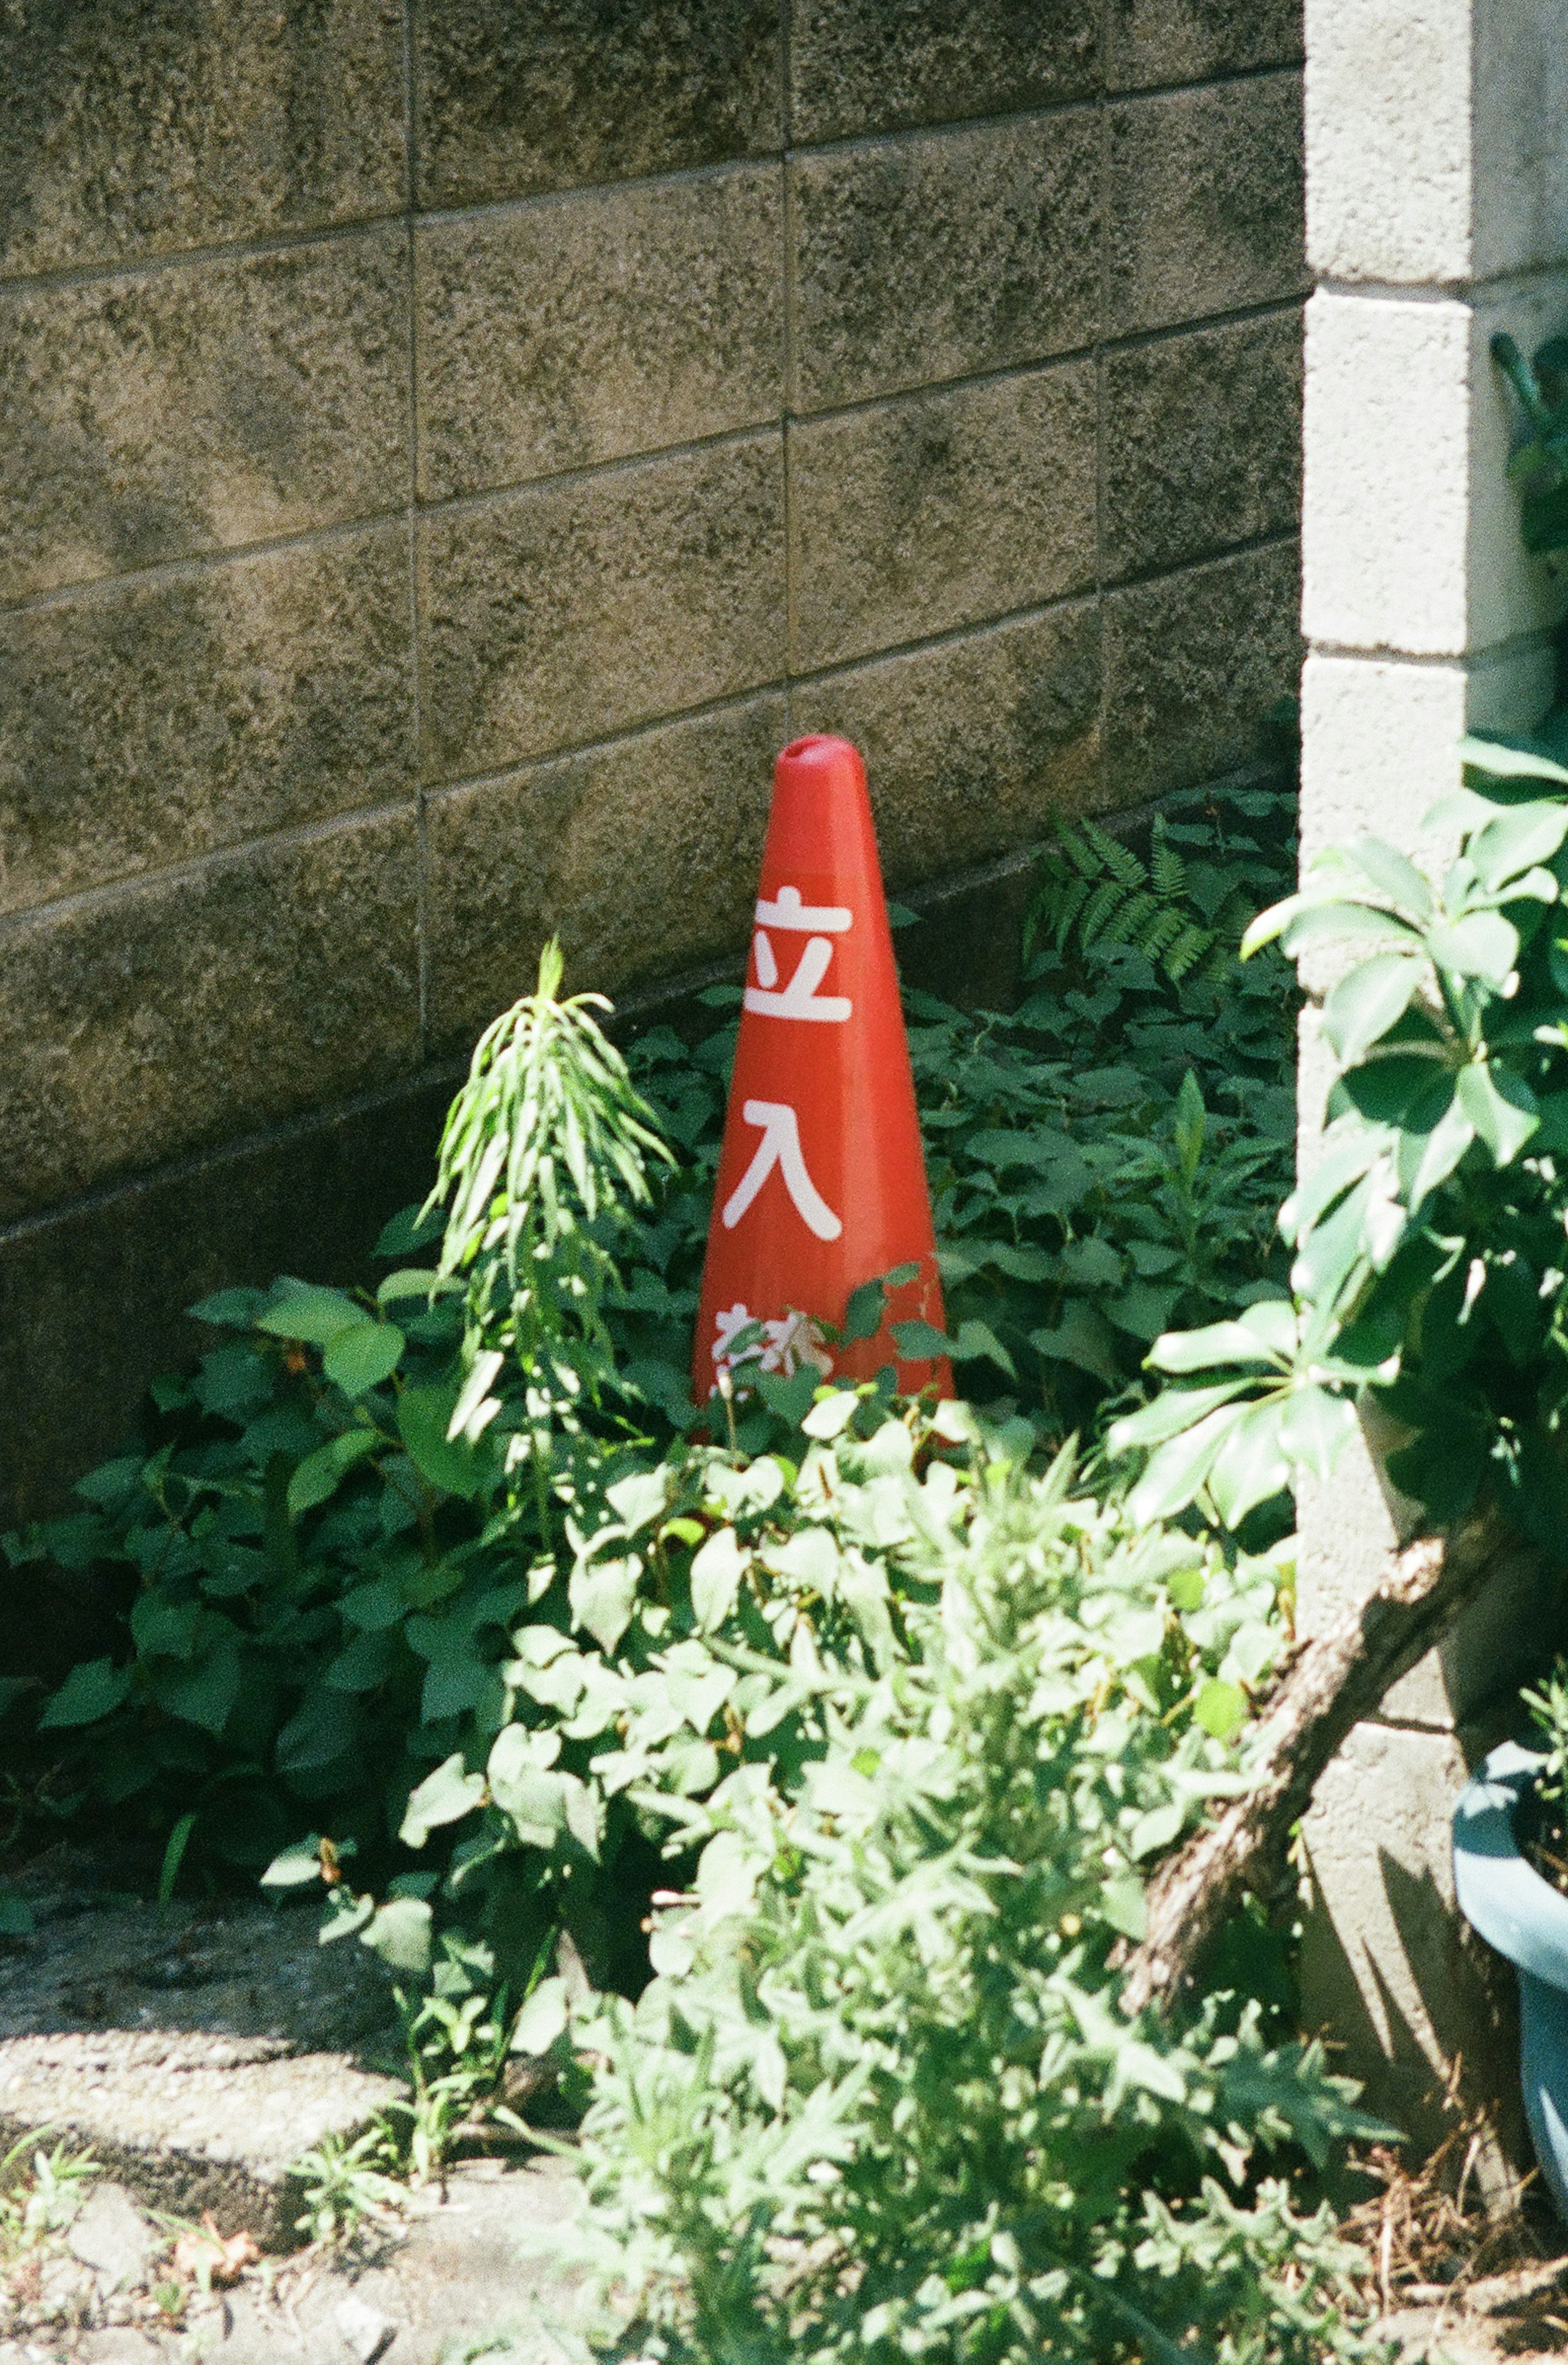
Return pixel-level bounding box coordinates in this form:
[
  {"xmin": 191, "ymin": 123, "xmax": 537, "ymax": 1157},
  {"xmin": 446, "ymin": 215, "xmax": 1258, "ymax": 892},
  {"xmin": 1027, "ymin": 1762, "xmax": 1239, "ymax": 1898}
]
[{"xmin": 1299, "ymin": 0, "xmax": 1568, "ymax": 2169}]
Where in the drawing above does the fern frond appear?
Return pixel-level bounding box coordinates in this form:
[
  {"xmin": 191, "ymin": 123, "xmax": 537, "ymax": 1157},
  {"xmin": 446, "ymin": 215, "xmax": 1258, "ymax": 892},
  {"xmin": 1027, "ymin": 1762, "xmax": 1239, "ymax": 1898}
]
[
  {"xmin": 1150, "ymin": 827, "xmax": 1185, "ymax": 899},
  {"xmin": 1163, "ymin": 923, "xmax": 1212, "ymax": 982},
  {"xmin": 1079, "ymin": 879, "xmax": 1129, "ymax": 950},
  {"xmin": 1081, "ymin": 820, "xmax": 1146, "ymax": 893}
]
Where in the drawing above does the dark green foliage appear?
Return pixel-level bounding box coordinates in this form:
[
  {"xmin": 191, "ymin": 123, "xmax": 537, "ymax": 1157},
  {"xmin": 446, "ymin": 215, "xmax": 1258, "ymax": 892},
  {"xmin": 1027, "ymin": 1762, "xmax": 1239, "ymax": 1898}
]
[
  {"xmin": 1493, "ymin": 332, "xmax": 1568, "ymax": 561},
  {"xmin": 1110, "ymin": 736, "xmax": 1568, "ymax": 1551},
  {"xmin": 517, "ymin": 1451, "xmax": 1385, "ymax": 2365},
  {"xmin": 617, "ymin": 772, "xmax": 1301, "ymax": 1446}
]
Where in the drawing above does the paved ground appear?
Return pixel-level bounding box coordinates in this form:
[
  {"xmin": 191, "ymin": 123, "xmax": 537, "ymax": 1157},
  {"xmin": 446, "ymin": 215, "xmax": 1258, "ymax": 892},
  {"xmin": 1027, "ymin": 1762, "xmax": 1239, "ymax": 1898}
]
[{"xmin": 0, "ymin": 2158, "xmax": 583, "ymax": 2364}]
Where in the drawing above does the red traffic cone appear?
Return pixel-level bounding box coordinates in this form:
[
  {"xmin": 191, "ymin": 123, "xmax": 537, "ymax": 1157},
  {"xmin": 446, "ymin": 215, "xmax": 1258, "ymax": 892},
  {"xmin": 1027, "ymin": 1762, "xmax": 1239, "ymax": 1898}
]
[{"xmin": 691, "ymin": 734, "xmax": 950, "ymax": 1404}]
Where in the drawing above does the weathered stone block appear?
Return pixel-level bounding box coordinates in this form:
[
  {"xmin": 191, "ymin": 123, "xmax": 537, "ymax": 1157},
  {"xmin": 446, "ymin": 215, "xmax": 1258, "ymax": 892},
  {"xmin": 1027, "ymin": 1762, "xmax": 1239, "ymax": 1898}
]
[
  {"xmin": 427, "ymin": 694, "xmax": 786, "ymax": 1049},
  {"xmin": 1301, "ymin": 1717, "xmax": 1527, "ymax": 2179},
  {"xmin": 788, "ymin": 602, "xmax": 1102, "ymax": 886},
  {"xmin": 412, "ymin": 0, "xmax": 782, "ymax": 211},
  {"xmin": 1107, "ymin": 0, "xmax": 1302, "ymax": 90},
  {"xmin": 0, "ymin": 0, "xmax": 404, "ymax": 278},
  {"xmin": 1107, "ymin": 74, "xmax": 1307, "ymax": 336},
  {"xmin": 1103, "ymin": 539, "xmax": 1303, "ymax": 801},
  {"xmin": 1302, "ymin": 277, "xmax": 1568, "ymax": 661},
  {"xmin": 0, "ymin": 528, "xmax": 414, "ymax": 915},
  {"xmin": 416, "ymin": 167, "xmax": 783, "ymax": 504},
  {"xmin": 788, "ymin": 0, "xmax": 1098, "ymax": 145},
  {"xmin": 0, "ymin": 1067, "xmax": 453, "ymax": 1548},
  {"xmin": 0, "ymin": 230, "xmax": 408, "ymax": 602},
  {"xmin": 788, "ymin": 112, "xmax": 1100, "ymax": 414},
  {"xmin": 0, "ymin": 811, "xmax": 420, "ymax": 1220},
  {"xmin": 1306, "ymin": 0, "xmax": 1568, "ymax": 283},
  {"xmin": 418, "ymin": 434, "xmax": 785, "ymax": 783},
  {"xmin": 1103, "ymin": 308, "xmax": 1303, "ymax": 581},
  {"xmin": 789, "ymin": 364, "xmax": 1096, "ymax": 674}
]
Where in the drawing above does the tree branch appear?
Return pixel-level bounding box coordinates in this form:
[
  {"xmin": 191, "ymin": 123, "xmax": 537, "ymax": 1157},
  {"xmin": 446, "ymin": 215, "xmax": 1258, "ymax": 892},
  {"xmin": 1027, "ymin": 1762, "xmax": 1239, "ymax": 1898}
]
[{"xmin": 1121, "ymin": 1505, "xmax": 1528, "ymax": 2017}]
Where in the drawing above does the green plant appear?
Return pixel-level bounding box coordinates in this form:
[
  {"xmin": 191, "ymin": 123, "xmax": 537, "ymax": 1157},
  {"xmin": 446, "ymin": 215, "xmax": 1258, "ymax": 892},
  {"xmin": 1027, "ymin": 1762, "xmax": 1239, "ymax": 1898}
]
[
  {"xmin": 291, "ymin": 2126, "xmax": 403, "ymax": 2245},
  {"xmin": 427, "ymin": 938, "xmax": 670, "ymax": 1539},
  {"xmin": 515, "ymin": 1447, "xmax": 1384, "ymax": 2365},
  {"xmin": 1523, "ymin": 1660, "xmax": 1568, "ymax": 1808},
  {"xmin": 1493, "ymin": 332, "xmax": 1568, "ymax": 565},
  {"xmin": 616, "ymin": 772, "xmax": 1300, "ymax": 1451},
  {"xmin": 1107, "ymin": 736, "xmax": 1568, "ymax": 1544},
  {"xmin": 0, "ymin": 2133, "xmax": 96, "ymax": 2260}
]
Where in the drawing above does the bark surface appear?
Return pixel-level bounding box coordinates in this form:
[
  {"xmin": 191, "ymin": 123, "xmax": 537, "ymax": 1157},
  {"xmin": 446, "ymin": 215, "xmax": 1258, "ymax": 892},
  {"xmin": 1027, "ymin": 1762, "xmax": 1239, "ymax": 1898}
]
[{"xmin": 1121, "ymin": 1506, "xmax": 1528, "ymax": 2017}]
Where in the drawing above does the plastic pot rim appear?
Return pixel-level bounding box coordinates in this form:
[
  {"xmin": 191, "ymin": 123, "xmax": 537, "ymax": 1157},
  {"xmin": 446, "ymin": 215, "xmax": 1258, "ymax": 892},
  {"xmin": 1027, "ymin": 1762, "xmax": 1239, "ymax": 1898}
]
[{"xmin": 1453, "ymin": 1739, "xmax": 1568, "ymax": 1991}]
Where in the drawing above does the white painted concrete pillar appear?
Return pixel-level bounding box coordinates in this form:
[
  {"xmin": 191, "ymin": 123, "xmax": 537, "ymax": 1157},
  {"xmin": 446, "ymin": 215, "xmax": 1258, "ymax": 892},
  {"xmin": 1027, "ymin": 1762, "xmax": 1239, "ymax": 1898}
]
[{"xmin": 1298, "ymin": 0, "xmax": 1568, "ymax": 2169}]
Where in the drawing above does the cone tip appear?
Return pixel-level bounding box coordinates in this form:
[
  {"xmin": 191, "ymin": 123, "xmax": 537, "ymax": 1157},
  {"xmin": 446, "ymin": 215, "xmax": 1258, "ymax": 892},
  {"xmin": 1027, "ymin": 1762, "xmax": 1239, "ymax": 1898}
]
[{"xmin": 775, "ymin": 733, "xmax": 865, "ymax": 787}]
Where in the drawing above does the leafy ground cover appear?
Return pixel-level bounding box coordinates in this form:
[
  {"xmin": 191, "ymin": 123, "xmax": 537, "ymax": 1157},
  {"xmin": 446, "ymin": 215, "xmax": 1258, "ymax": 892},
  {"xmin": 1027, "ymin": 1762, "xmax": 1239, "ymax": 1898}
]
[{"xmin": 1, "ymin": 759, "xmax": 1399, "ymax": 2364}]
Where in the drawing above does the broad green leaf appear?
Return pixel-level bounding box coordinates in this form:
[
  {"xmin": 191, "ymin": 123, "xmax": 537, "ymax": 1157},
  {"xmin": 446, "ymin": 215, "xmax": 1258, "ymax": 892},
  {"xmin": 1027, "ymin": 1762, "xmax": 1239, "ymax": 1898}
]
[
  {"xmin": 1350, "ymin": 836, "xmax": 1433, "ymax": 920},
  {"xmin": 39, "ymin": 1656, "xmax": 131, "ymax": 1729},
  {"xmin": 1323, "ymin": 953, "xmax": 1422, "ymax": 1064},
  {"xmin": 275, "ymin": 1687, "xmax": 354, "ymax": 1774},
  {"xmin": 1146, "ymin": 1310, "xmax": 1292, "ymax": 1375},
  {"xmin": 1468, "ymin": 801, "xmax": 1568, "ymax": 891},
  {"xmin": 1126, "ymin": 1400, "xmax": 1254, "ymax": 1524},
  {"xmin": 1397, "ymin": 1084, "xmax": 1476, "ymax": 1206},
  {"xmin": 287, "ymin": 1428, "xmax": 381, "ymax": 1519},
  {"xmin": 1428, "ymin": 908, "xmax": 1519, "ymax": 987},
  {"xmin": 1278, "ymin": 903, "xmax": 1421, "ymax": 960},
  {"xmin": 1205, "ymin": 1400, "xmax": 1292, "ymax": 1527},
  {"xmin": 401, "ymin": 1752, "xmax": 486, "ymax": 1847},
  {"xmin": 1455, "ymin": 1059, "xmax": 1539, "ymax": 1164},
  {"xmin": 261, "ymin": 1836, "xmax": 326, "ymax": 1889},
  {"xmin": 801, "ymin": 1389, "xmax": 860, "ymax": 1439},
  {"xmin": 153, "ymin": 1633, "xmax": 243, "ymax": 1735},
  {"xmin": 1030, "ymin": 1301, "xmax": 1121, "ymax": 1384},
  {"xmin": 254, "ymin": 1283, "xmax": 363, "ymax": 1345},
  {"xmin": 1278, "ymin": 1385, "xmax": 1359, "ymax": 1478},
  {"xmin": 511, "ymin": 1976, "xmax": 569, "ymax": 2055},
  {"xmin": 951, "ymin": 1318, "xmax": 1016, "ymax": 1377},
  {"xmin": 1239, "ymin": 893, "xmax": 1302, "ymax": 957},
  {"xmin": 605, "ymin": 1468, "xmax": 669, "ymax": 1535},
  {"xmin": 1195, "ymin": 1678, "xmax": 1249, "ymax": 1740},
  {"xmin": 890, "ymin": 1319, "xmax": 950, "ymax": 1360},
  {"xmin": 398, "ymin": 1383, "xmax": 493, "ymax": 1500},
  {"xmin": 1107, "ymin": 1379, "xmax": 1257, "ymax": 1455},
  {"xmin": 690, "ymin": 1528, "xmax": 748, "ymax": 1631},
  {"xmin": 322, "ymin": 1321, "xmax": 404, "ymax": 1397},
  {"xmin": 569, "ymin": 1554, "xmax": 640, "ymax": 1654},
  {"xmin": 1458, "ymin": 732, "xmax": 1568, "ymax": 787},
  {"xmin": 362, "ymin": 1895, "xmax": 432, "ymax": 1975}
]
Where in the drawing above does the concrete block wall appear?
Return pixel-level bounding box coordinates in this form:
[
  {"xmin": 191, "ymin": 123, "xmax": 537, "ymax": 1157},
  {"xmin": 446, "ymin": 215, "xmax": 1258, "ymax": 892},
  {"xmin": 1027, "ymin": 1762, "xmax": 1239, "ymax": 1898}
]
[
  {"xmin": 0, "ymin": 0, "xmax": 1307, "ymax": 1540},
  {"xmin": 1298, "ymin": 0, "xmax": 1568, "ymax": 2168}
]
